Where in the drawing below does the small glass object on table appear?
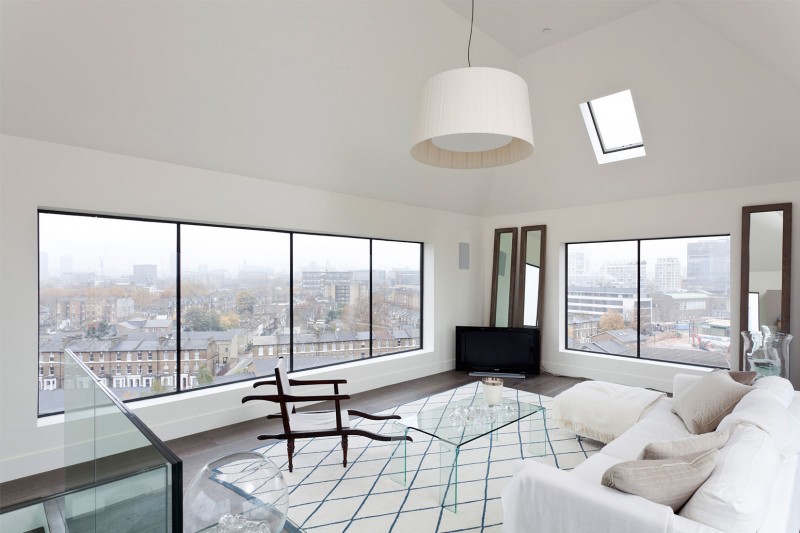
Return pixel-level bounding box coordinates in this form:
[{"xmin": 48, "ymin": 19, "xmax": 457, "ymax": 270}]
[{"xmin": 183, "ymin": 451, "xmax": 289, "ymax": 533}]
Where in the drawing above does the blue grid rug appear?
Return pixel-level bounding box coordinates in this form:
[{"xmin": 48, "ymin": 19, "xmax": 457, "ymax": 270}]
[{"xmin": 255, "ymin": 382, "xmax": 601, "ymax": 532}]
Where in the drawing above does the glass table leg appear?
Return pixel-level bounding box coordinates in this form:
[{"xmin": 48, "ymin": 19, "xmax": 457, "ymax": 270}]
[
  {"xmin": 389, "ymin": 422, "xmax": 409, "ymax": 486},
  {"xmin": 526, "ymin": 408, "xmax": 548, "ymax": 457},
  {"xmin": 439, "ymin": 440, "xmax": 459, "ymax": 513}
]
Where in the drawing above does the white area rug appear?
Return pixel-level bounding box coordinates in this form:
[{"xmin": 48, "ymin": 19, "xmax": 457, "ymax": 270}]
[{"xmin": 256, "ymin": 382, "xmax": 601, "ymax": 532}]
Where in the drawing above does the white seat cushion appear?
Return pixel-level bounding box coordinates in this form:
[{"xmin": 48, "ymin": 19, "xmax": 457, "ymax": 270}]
[
  {"xmin": 289, "ymin": 409, "xmax": 351, "ymax": 432},
  {"xmin": 571, "ymin": 452, "xmax": 625, "ymax": 484},
  {"xmin": 603, "ymin": 411, "xmax": 691, "ymax": 460},
  {"xmin": 679, "ymin": 424, "xmax": 780, "ymax": 533},
  {"xmin": 275, "ymin": 358, "xmax": 295, "ymax": 414}
]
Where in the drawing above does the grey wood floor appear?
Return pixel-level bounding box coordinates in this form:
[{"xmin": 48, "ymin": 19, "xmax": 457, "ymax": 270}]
[{"xmin": 0, "ymin": 370, "xmax": 583, "ymax": 510}]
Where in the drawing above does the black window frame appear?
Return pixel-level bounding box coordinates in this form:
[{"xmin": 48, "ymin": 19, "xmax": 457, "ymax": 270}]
[
  {"xmin": 565, "ymin": 234, "xmax": 730, "ymax": 370},
  {"xmin": 37, "ymin": 209, "xmax": 424, "ymax": 417}
]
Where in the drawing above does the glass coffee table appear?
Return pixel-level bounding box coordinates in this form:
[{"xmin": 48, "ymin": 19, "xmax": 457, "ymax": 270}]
[{"xmin": 389, "ymin": 395, "xmax": 546, "ymax": 512}]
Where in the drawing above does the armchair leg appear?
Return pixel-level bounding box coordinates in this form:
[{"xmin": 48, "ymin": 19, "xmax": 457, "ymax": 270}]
[
  {"xmin": 287, "ymin": 438, "xmax": 295, "ymax": 473},
  {"xmin": 342, "ymin": 435, "xmax": 348, "ymax": 468}
]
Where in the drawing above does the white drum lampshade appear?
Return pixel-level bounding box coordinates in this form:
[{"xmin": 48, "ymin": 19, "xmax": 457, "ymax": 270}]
[{"xmin": 410, "ymin": 67, "xmax": 534, "ymax": 169}]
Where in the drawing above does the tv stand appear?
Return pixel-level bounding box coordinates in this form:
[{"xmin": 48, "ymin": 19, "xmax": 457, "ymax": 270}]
[{"xmin": 468, "ymin": 371, "xmax": 526, "ymax": 379}]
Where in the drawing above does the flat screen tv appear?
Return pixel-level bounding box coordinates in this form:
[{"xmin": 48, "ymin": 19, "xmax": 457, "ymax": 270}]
[{"xmin": 455, "ymin": 326, "xmax": 540, "ymax": 376}]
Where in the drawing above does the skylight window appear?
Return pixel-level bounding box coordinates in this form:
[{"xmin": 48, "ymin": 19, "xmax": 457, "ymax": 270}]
[{"xmin": 580, "ymin": 89, "xmax": 645, "ymax": 164}]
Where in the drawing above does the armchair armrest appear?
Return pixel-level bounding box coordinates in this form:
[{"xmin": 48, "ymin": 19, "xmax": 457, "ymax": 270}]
[
  {"xmin": 253, "ymin": 380, "xmax": 276, "ymax": 388},
  {"xmin": 242, "ymin": 393, "xmax": 351, "ymax": 404},
  {"xmin": 502, "ymin": 460, "xmax": 674, "ymax": 533},
  {"xmin": 289, "ymin": 378, "xmax": 348, "ymax": 386}
]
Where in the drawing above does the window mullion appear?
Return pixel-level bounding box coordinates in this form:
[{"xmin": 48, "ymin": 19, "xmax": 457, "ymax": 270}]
[
  {"xmin": 636, "ymin": 239, "xmax": 641, "ymax": 359},
  {"xmin": 369, "ymin": 240, "xmax": 373, "ymax": 358},
  {"xmin": 289, "ymin": 233, "xmax": 294, "ymax": 373},
  {"xmin": 176, "ymin": 224, "xmax": 182, "ymax": 391}
]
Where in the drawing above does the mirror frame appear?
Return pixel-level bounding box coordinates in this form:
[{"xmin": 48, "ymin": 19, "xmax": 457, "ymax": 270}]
[
  {"xmin": 490, "ymin": 227, "xmax": 518, "ymax": 327},
  {"xmin": 515, "ymin": 225, "xmax": 547, "ymax": 329},
  {"xmin": 739, "ymin": 203, "xmax": 792, "ymax": 369}
]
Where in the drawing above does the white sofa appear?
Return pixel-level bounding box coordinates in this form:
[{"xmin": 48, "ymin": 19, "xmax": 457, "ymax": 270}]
[{"xmin": 502, "ymin": 374, "xmax": 800, "ymax": 533}]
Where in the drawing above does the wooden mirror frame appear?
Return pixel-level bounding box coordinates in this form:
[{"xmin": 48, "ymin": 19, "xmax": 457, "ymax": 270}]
[
  {"xmin": 515, "ymin": 225, "xmax": 547, "ymax": 329},
  {"xmin": 739, "ymin": 203, "xmax": 792, "ymax": 370},
  {"xmin": 490, "ymin": 227, "xmax": 518, "ymax": 327}
]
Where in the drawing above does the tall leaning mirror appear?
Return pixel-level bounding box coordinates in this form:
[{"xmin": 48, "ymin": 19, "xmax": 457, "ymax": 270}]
[
  {"xmin": 739, "ymin": 203, "xmax": 792, "ymax": 376},
  {"xmin": 490, "ymin": 227, "xmax": 518, "ymax": 327},
  {"xmin": 515, "ymin": 225, "xmax": 547, "ymax": 328}
]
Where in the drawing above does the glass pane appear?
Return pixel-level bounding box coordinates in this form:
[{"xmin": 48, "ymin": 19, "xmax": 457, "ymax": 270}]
[
  {"xmin": 181, "ymin": 225, "xmax": 290, "ymax": 388},
  {"xmin": 494, "ymin": 232, "xmax": 514, "ymax": 327},
  {"xmin": 566, "ymin": 241, "xmax": 638, "ymax": 355},
  {"xmin": 39, "ymin": 213, "xmax": 176, "ymax": 415},
  {"xmin": 748, "ymin": 211, "xmax": 784, "ymax": 333},
  {"xmin": 590, "ymin": 89, "xmax": 643, "ymax": 151},
  {"xmin": 63, "ymin": 350, "xmax": 174, "ymax": 530},
  {"xmin": 642, "ymin": 236, "xmax": 731, "ymax": 368},
  {"xmin": 292, "ymin": 234, "xmax": 370, "ymax": 371},
  {"xmin": 523, "ymin": 230, "xmax": 542, "ymax": 327},
  {"xmin": 372, "ymin": 240, "xmax": 422, "ymax": 355}
]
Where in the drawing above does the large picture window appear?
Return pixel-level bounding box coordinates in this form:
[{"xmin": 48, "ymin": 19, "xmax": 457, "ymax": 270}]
[
  {"xmin": 566, "ymin": 235, "xmax": 730, "ymax": 369},
  {"xmin": 38, "ymin": 211, "xmax": 423, "ymax": 415}
]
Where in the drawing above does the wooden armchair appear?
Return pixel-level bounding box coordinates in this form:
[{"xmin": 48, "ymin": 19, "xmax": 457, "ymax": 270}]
[{"xmin": 242, "ymin": 358, "xmax": 411, "ymax": 472}]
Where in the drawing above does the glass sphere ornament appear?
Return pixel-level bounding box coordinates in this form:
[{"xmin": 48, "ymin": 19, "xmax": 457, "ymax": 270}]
[{"xmin": 184, "ymin": 451, "xmax": 288, "ymax": 533}]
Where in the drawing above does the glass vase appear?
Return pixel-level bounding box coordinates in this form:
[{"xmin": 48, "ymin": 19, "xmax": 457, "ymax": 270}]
[
  {"xmin": 742, "ymin": 329, "xmax": 792, "ymax": 379},
  {"xmin": 184, "ymin": 451, "xmax": 288, "ymax": 533}
]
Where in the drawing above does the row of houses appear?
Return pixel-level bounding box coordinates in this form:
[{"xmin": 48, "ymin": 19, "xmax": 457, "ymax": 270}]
[
  {"xmin": 252, "ymin": 326, "xmax": 421, "ymax": 359},
  {"xmin": 38, "ymin": 330, "xmax": 245, "ymax": 391}
]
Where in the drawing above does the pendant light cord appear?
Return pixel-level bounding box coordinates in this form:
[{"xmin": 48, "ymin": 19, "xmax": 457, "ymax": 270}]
[{"xmin": 468, "ymin": 0, "xmax": 474, "ymax": 67}]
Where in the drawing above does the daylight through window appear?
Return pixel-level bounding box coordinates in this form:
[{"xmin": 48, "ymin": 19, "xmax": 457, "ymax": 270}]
[
  {"xmin": 580, "ymin": 89, "xmax": 646, "ymax": 164},
  {"xmin": 566, "ymin": 235, "xmax": 731, "ymax": 368},
  {"xmin": 38, "ymin": 211, "xmax": 423, "ymax": 415}
]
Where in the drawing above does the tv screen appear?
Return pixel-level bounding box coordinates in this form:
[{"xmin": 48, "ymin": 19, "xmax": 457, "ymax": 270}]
[{"xmin": 455, "ymin": 326, "xmax": 540, "ymax": 375}]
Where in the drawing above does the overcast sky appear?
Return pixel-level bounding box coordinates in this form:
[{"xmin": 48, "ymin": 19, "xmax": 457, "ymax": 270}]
[
  {"xmin": 570, "ymin": 236, "xmax": 729, "ymax": 278},
  {"xmin": 40, "ymin": 213, "xmax": 421, "ymax": 277}
]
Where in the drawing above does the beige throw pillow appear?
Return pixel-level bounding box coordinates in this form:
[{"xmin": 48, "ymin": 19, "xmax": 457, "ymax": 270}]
[
  {"xmin": 728, "ymin": 371, "xmax": 758, "ymax": 385},
  {"xmin": 672, "ymin": 371, "xmax": 753, "ymax": 434},
  {"xmin": 642, "ymin": 429, "xmax": 730, "ymax": 460},
  {"xmin": 601, "ymin": 449, "xmax": 717, "ymax": 511}
]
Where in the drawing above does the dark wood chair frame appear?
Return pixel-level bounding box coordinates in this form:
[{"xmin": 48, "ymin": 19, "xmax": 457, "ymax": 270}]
[{"xmin": 242, "ymin": 369, "xmax": 411, "ymax": 473}]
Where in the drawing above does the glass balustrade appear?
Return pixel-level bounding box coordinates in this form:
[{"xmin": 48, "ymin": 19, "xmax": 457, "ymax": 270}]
[{"xmin": 1, "ymin": 348, "xmax": 182, "ymax": 532}]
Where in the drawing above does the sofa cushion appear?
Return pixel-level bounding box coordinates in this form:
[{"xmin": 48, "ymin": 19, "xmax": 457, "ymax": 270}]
[
  {"xmin": 601, "ymin": 449, "xmax": 717, "ymax": 511},
  {"xmin": 602, "ymin": 408, "xmax": 691, "ymax": 460},
  {"xmin": 672, "ymin": 371, "xmax": 752, "ymax": 434},
  {"xmin": 753, "ymin": 376, "xmax": 795, "ymax": 407},
  {"xmin": 571, "ymin": 451, "xmax": 625, "ymax": 484},
  {"xmin": 641, "ymin": 429, "xmax": 730, "ymax": 460},
  {"xmin": 679, "ymin": 424, "xmax": 781, "ymax": 533},
  {"xmin": 717, "ymin": 389, "xmax": 792, "ymax": 451}
]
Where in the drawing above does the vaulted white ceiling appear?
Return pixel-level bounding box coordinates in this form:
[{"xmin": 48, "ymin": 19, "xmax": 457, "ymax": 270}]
[{"xmin": 2, "ymin": 0, "xmax": 799, "ymax": 216}]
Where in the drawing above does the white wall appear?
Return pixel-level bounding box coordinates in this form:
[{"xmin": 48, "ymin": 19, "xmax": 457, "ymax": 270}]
[
  {"xmin": 0, "ymin": 135, "xmax": 486, "ymax": 482},
  {"xmin": 483, "ymin": 1, "xmax": 800, "ymax": 216},
  {"xmin": 484, "ymin": 181, "xmax": 800, "ymax": 393}
]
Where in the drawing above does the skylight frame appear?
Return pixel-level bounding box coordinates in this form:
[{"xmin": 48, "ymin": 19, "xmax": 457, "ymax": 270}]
[{"xmin": 579, "ymin": 89, "xmax": 646, "ymax": 165}]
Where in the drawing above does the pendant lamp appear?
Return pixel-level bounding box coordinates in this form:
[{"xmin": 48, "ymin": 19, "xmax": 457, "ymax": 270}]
[{"xmin": 410, "ymin": 2, "xmax": 534, "ymax": 169}]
